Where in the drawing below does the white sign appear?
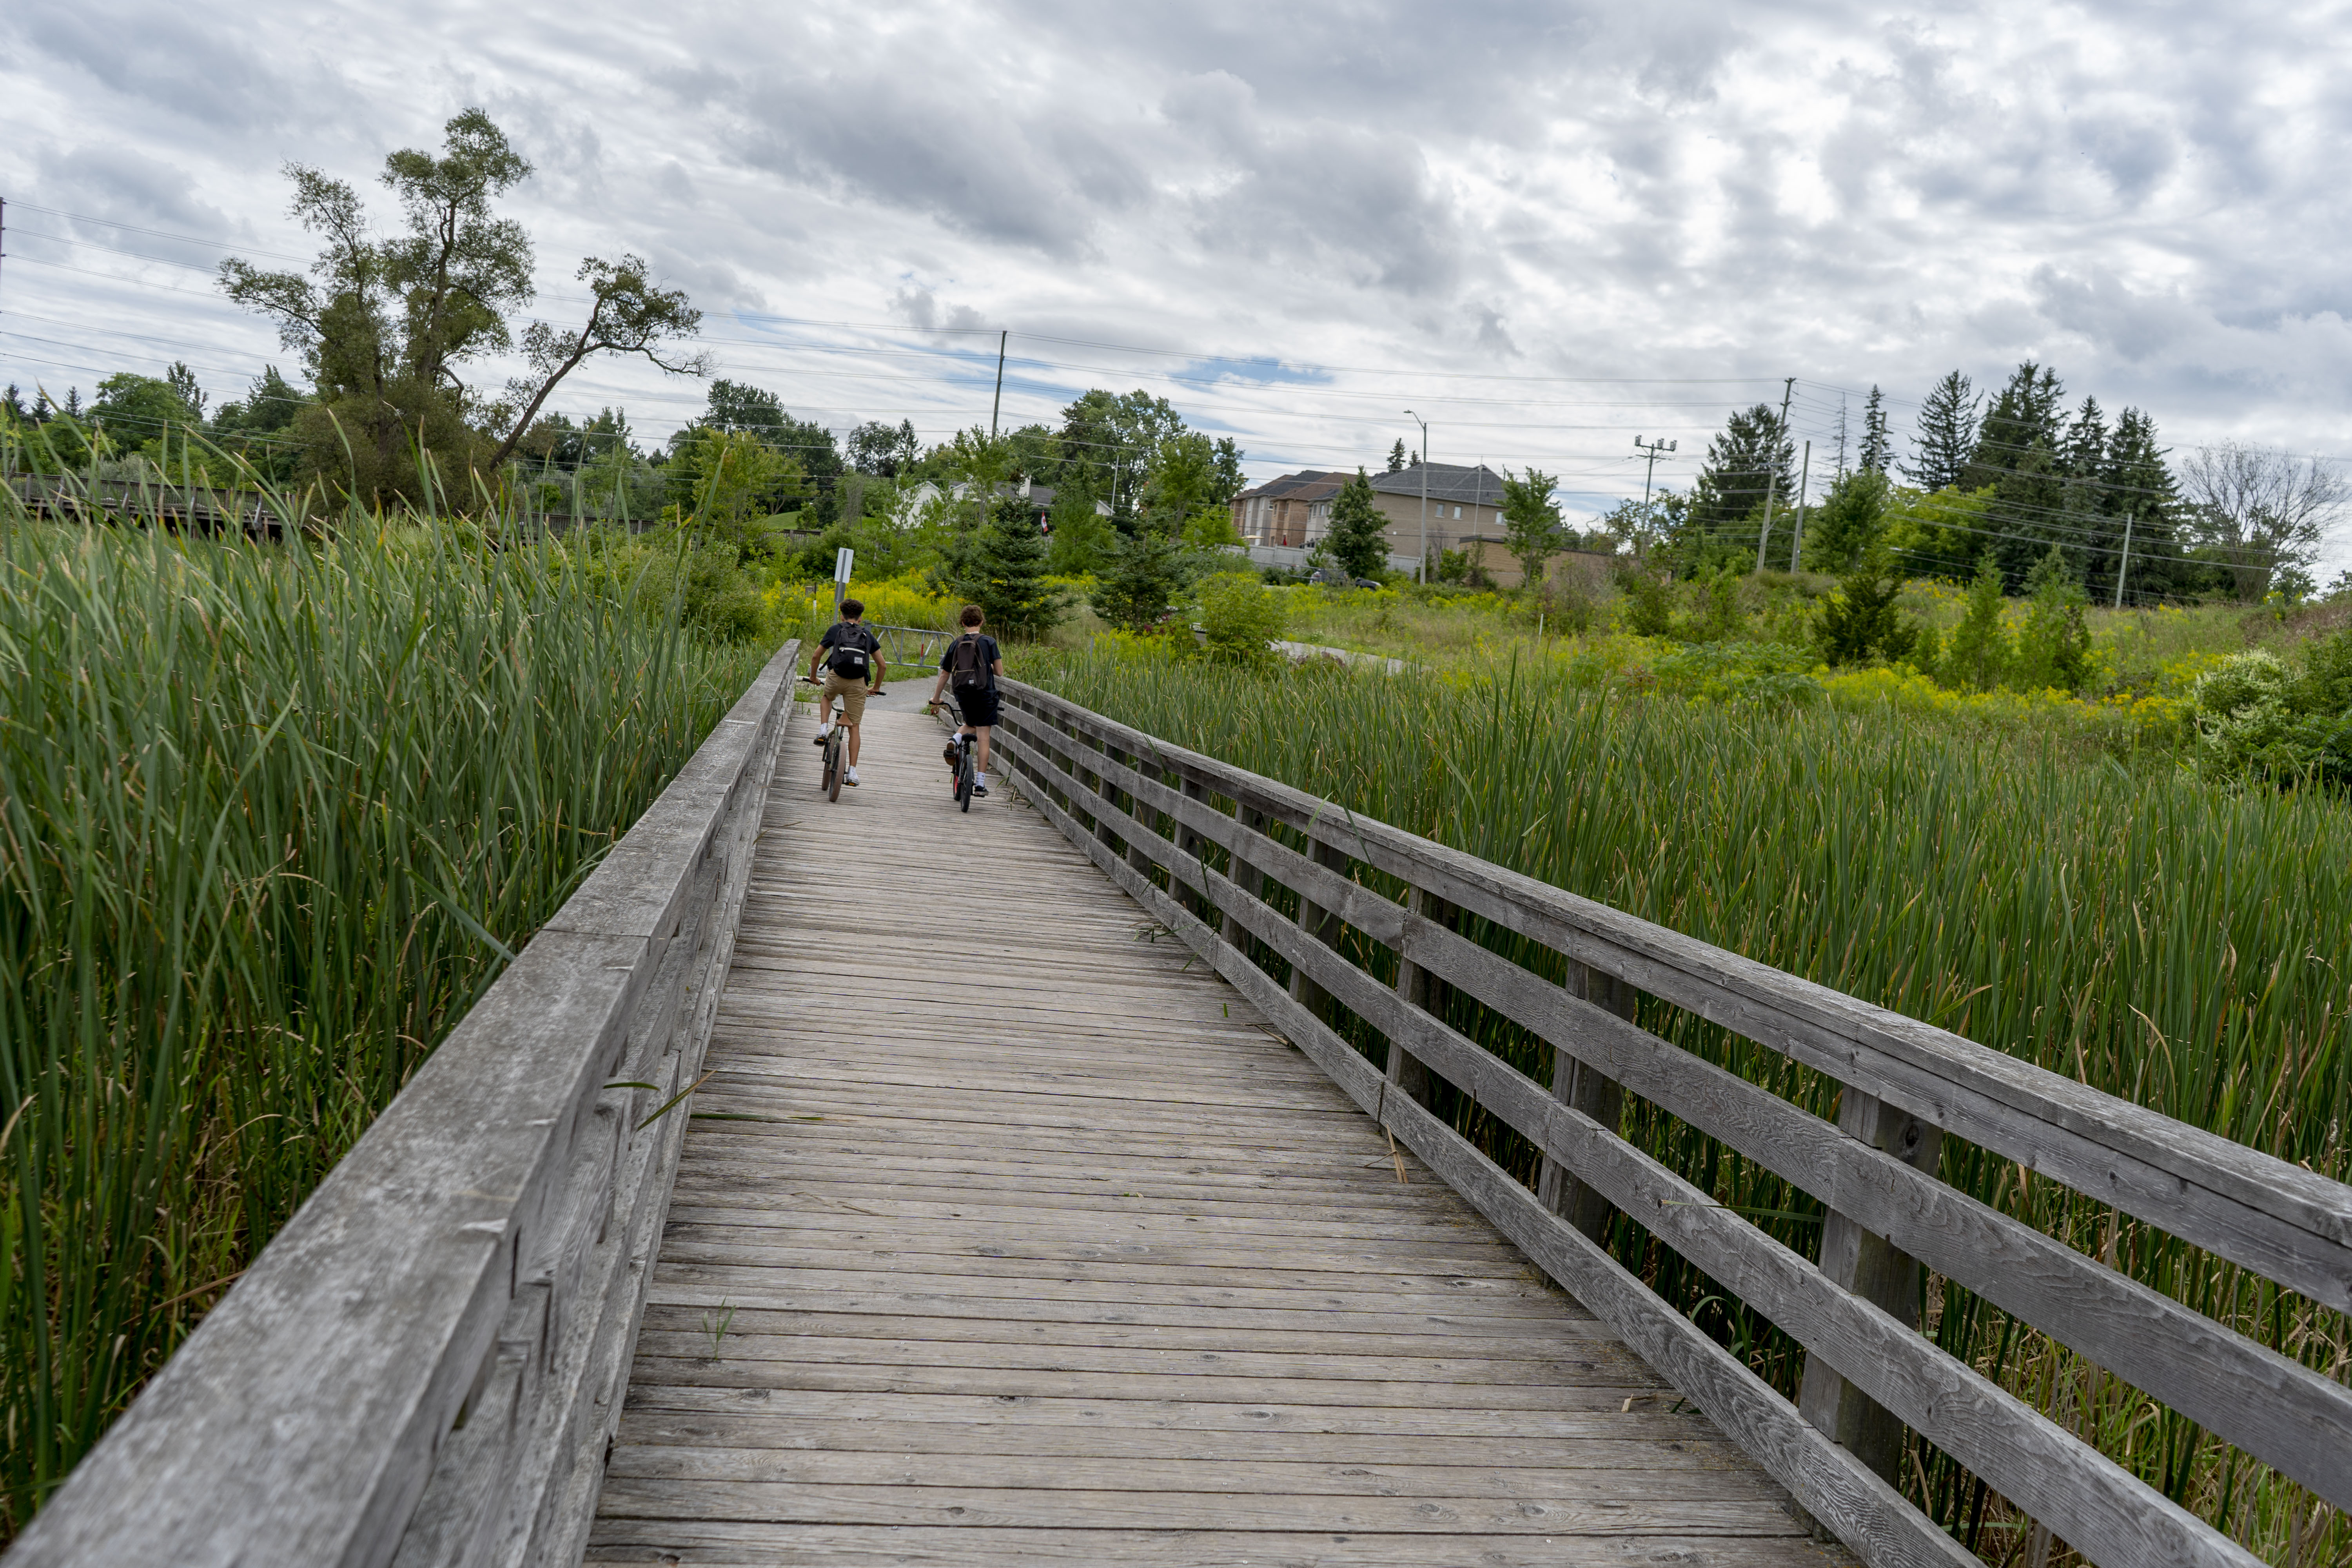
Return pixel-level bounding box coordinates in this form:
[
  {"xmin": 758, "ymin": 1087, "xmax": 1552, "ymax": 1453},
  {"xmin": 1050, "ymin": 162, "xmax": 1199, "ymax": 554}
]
[{"xmin": 834, "ymin": 546, "xmax": 855, "ymax": 584}]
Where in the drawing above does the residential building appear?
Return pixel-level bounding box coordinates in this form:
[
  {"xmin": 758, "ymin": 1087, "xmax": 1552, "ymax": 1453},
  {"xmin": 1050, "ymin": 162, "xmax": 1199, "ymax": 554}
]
[
  {"xmin": 1228, "ymin": 470, "xmax": 1349, "ymax": 546},
  {"xmin": 1367, "ymin": 462, "xmax": 1507, "ymax": 567}
]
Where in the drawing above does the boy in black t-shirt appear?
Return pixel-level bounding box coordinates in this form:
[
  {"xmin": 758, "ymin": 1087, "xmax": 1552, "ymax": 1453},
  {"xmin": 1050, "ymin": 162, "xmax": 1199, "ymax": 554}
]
[
  {"xmin": 808, "ymin": 599, "xmax": 885, "ymax": 786},
  {"xmin": 927, "ymin": 604, "xmax": 1005, "ymax": 797}
]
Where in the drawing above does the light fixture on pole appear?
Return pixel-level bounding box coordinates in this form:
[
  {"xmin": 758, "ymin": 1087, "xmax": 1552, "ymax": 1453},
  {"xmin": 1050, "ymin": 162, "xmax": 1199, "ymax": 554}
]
[
  {"xmin": 1405, "ymin": 409, "xmax": 1430, "ymax": 581},
  {"xmin": 1633, "ymin": 436, "xmax": 1676, "ymax": 561}
]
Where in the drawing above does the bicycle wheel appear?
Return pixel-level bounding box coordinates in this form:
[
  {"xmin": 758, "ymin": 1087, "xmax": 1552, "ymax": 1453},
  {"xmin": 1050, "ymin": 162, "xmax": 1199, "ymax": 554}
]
[
  {"xmin": 823, "ymin": 734, "xmax": 844, "ymax": 802},
  {"xmin": 956, "ymin": 745, "xmax": 974, "ymax": 812}
]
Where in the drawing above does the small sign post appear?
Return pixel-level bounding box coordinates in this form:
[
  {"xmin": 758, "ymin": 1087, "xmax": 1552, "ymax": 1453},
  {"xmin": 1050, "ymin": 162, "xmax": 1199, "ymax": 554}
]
[{"xmin": 833, "ymin": 546, "xmax": 854, "ymax": 611}]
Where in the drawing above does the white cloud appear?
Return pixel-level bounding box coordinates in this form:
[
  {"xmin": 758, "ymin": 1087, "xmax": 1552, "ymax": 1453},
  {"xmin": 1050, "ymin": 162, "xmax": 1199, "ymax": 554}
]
[{"xmin": 2, "ymin": 0, "xmax": 2348, "ymax": 572}]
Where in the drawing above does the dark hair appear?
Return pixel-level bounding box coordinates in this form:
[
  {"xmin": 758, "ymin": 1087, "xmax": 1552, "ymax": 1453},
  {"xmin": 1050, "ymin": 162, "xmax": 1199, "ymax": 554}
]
[
  {"xmin": 959, "ymin": 604, "xmax": 984, "ymax": 628},
  {"xmin": 839, "ymin": 599, "xmax": 864, "ymax": 619}
]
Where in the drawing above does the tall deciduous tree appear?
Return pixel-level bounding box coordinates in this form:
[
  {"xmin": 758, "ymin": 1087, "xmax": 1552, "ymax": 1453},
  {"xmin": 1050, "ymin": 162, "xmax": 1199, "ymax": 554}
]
[
  {"xmin": 1499, "ymin": 466, "xmax": 1566, "ymax": 587},
  {"xmin": 1904, "ymin": 371, "xmax": 1979, "ymax": 493},
  {"xmin": 1321, "ymin": 469, "xmax": 1390, "ymax": 578},
  {"xmin": 2180, "ymin": 441, "xmax": 2350, "ymax": 599}
]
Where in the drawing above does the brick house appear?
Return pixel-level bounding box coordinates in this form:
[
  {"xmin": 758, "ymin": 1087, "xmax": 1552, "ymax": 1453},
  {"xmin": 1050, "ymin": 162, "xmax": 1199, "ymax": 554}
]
[{"xmin": 1228, "ymin": 470, "xmax": 1349, "ymax": 546}]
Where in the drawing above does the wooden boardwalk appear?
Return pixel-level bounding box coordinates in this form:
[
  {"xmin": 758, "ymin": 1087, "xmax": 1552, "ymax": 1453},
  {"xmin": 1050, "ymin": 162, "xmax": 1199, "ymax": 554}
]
[{"xmin": 586, "ymin": 703, "xmax": 1832, "ymax": 1566}]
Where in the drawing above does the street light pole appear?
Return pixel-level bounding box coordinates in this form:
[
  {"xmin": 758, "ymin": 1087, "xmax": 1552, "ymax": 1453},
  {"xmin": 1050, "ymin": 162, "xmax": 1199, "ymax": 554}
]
[{"xmin": 1405, "ymin": 409, "xmax": 1429, "ymax": 581}]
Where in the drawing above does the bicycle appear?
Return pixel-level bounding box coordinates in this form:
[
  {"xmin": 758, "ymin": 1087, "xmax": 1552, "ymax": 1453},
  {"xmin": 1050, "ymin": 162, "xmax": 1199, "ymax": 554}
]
[
  {"xmin": 803, "ymin": 679, "xmax": 848, "ymax": 802},
  {"xmin": 927, "ymin": 699, "xmax": 978, "ymax": 812}
]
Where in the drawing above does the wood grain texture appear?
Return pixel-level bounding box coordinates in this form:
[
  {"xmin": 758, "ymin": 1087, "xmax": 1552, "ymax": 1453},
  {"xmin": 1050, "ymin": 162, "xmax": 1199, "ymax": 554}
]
[
  {"xmin": 997, "ymin": 681, "xmax": 2352, "ymax": 1314},
  {"xmin": 588, "ymin": 704, "xmax": 1829, "ymax": 1566},
  {"xmin": 997, "ymin": 684, "xmax": 2352, "ymax": 1515},
  {"xmin": 6, "ymin": 642, "xmax": 805, "ymax": 1568}
]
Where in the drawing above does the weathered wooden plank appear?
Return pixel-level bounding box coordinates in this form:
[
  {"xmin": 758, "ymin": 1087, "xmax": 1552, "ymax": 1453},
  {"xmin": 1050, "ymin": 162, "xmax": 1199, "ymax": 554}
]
[
  {"xmin": 584, "ymin": 1521, "xmax": 1836, "ymax": 1567},
  {"xmin": 1009, "ymin": 710, "xmax": 2352, "ymax": 1514},
  {"xmin": 1002, "ymin": 681, "xmax": 2352, "ymax": 1309},
  {"xmin": 593, "ymin": 1475, "xmax": 1803, "ymax": 1534}
]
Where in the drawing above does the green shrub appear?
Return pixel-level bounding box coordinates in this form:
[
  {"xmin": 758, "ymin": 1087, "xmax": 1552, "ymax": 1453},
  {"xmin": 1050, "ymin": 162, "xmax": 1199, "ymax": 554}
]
[{"xmin": 1196, "ymin": 571, "xmax": 1288, "ymax": 668}]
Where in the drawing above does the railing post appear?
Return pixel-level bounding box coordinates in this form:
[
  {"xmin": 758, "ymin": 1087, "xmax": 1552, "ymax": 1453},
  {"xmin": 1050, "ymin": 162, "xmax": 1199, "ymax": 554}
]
[
  {"xmin": 1797, "ymin": 1089, "xmax": 1944, "ymax": 1484},
  {"xmin": 1174, "ymin": 776, "xmax": 1214, "ymax": 923},
  {"xmin": 1386, "ymin": 886, "xmax": 1449, "ymax": 1108},
  {"xmin": 1288, "ymin": 834, "xmax": 1349, "ymax": 1021},
  {"xmin": 1538, "ymin": 963, "xmax": 1634, "ymax": 1241}
]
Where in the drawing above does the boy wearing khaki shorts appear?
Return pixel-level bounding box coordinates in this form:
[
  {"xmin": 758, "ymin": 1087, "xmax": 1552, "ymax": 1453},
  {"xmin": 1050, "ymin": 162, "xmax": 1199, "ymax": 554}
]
[{"xmin": 808, "ymin": 599, "xmax": 885, "ymax": 785}]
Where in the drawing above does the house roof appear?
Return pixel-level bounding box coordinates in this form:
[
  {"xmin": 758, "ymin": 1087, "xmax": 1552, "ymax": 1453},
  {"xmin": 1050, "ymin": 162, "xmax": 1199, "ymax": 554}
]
[
  {"xmin": 1369, "ymin": 462, "xmax": 1505, "ymax": 506},
  {"xmin": 1233, "ymin": 470, "xmax": 1350, "ymax": 504}
]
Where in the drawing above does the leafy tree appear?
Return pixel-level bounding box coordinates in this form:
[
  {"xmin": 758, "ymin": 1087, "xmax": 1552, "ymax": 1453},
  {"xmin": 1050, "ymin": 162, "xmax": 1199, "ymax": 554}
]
[
  {"xmin": 668, "ymin": 428, "xmax": 801, "ymax": 561},
  {"xmin": 940, "ymin": 495, "xmax": 1067, "ymax": 637},
  {"xmin": 2179, "ymin": 441, "xmax": 2348, "ymax": 600},
  {"xmin": 2098, "ymin": 408, "xmax": 2182, "ymax": 602},
  {"xmin": 1210, "ymin": 436, "xmax": 1246, "ymax": 506},
  {"xmin": 1057, "ymin": 388, "xmax": 1187, "ymax": 523},
  {"xmin": 89, "ymin": 372, "xmax": 201, "ymax": 451},
  {"xmin": 1800, "ymin": 469, "xmax": 1889, "ymax": 573},
  {"xmin": 220, "ymin": 108, "xmax": 701, "ymax": 506},
  {"xmin": 1814, "ymin": 546, "xmax": 1919, "ymax": 666},
  {"xmin": 1322, "ymin": 469, "xmax": 1390, "ymax": 578},
  {"xmin": 1858, "ymin": 385, "xmax": 1891, "ymax": 474},
  {"xmin": 1046, "ymin": 479, "xmax": 1114, "ymax": 574},
  {"xmin": 1687, "ymin": 405, "xmax": 1793, "ymax": 545},
  {"xmin": 2011, "ymin": 545, "xmax": 2093, "ymax": 691},
  {"xmin": 1904, "ymin": 371, "xmax": 1979, "ymax": 493},
  {"xmin": 847, "ymin": 418, "xmax": 919, "ymax": 476},
  {"xmin": 1499, "ymin": 466, "xmax": 1566, "ymax": 588},
  {"xmin": 1387, "ymin": 438, "xmax": 1408, "ymax": 474}
]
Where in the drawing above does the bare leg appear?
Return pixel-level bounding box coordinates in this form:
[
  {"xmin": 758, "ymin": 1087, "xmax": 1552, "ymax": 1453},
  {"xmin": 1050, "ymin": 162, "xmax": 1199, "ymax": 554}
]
[
  {"xmin": 973, "ymin": 726, "xmax": 993, "ymax": 773},
  {"xmin": 846, "ymin": 722, "xmax": 861, "ymax": 767}
]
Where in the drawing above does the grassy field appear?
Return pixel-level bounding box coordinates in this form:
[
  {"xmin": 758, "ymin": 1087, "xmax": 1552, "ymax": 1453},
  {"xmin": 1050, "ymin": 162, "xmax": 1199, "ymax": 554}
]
[
  {"xmin": 1014, "ymin": 640, "xmax": 2349, "ymax": 1566},
  {"xmin": 0, "ymin": 519, "xmax": 771, "ymax": 1537}
]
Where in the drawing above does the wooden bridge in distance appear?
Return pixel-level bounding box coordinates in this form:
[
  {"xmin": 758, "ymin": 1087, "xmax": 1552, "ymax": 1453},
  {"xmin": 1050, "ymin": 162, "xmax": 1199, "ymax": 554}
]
[{"xmin": 8, "ymin": 642, "xmax": 2348, "ymax": 1568}]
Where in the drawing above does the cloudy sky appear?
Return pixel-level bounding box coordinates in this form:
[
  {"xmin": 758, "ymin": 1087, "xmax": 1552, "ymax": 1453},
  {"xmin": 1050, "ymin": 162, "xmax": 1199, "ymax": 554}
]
[{"xmin": 4, "ymin": 0, "xmax": 2350, "ymax": 572}]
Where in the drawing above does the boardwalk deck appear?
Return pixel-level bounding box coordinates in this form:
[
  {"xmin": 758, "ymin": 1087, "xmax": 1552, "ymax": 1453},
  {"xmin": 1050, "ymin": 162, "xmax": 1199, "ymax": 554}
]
[{"xmin": 586, "ymin": 702, "xmax": 1834, "ymax": 1567}]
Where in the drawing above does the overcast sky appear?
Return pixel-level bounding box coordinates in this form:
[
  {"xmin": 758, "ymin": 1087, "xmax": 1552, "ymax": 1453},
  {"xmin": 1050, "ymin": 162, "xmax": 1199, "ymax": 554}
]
[{"xmin": 4, "ymin": 0, "xmax": 2349, "ymax": 572}]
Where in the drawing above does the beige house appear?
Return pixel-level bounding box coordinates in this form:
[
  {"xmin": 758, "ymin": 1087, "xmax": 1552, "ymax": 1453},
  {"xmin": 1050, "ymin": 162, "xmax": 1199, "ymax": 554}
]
[
  {"xmin": 1368, "ymin": 463, "xmax": 1504, "ymax": 569},
  {"xmin": 1229, "ymin": 470, "xmax": 1349, "ymax": 546}
]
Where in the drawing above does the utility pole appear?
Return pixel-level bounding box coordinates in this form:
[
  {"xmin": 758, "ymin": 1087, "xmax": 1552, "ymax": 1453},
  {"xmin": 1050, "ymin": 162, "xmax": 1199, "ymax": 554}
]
[
  {"xmin": 1633, "ymin": 435, "xmax": 1675, "ymax": 561},
  {"xmin": 989, "ymin": 330, "xmax": 1007, "ymax": 441},
  {"xmin": 2114, "ymin": 509, "xmax": 2135, "ymax": 609},
  {"xmin": 1789, "ymin": 441, "xmax": 1811, "ymax": 571},
  {"xmin": 1755, "ymin": 376, "xmax": 1795, "ymax": 572},
  {"xmin": 1405, "ymin": 408, "xmax": 1429, "ymax": 581}
]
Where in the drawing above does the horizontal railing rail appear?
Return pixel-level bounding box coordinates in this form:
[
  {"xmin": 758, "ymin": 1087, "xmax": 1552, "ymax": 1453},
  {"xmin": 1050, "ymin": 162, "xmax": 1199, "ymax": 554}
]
[
  {"xmin": 984, "ymin": 676, "xmax": 2352, "ymax": 1568},
  {"xmin": 5, "ymin": 640, "xmax": 804, "ymax": 1568}
]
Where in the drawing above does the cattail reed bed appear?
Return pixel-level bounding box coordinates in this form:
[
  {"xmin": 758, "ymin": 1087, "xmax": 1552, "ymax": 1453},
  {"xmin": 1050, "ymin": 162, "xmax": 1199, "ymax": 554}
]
[
  {"xmin": 1021, "ymin": 642, "xmax": 2350, "ymax": 1566},
  {"xmin": 0, "ymin": 517, "xmax": 770, "ymax": 1538}
]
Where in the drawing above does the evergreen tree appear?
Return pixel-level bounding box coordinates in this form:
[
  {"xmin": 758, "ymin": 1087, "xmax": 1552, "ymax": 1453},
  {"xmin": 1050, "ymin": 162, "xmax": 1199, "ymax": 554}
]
[
  {"xmin": 1045, "ymin": 478, "xmax": 1113, "ymax": 575},
  {"xmin": 2013, "ymin": 545, "xmax": 2093, "ymax": 691},
  {"xmin": 1814, "ymin": 544, "xmax": 1918, "ymax": 666},
  {"xmin": 944, "ymin": 495, "xmax": 1068, "ymax": 636},
  {"xmin": 1387, "ymin": 438, "xmax": 1408, "ymax": 474},
  {"xmin": 1801, "ymin": 469, "xmax": 1890, "ymax": 573},
  {"xmin": 2100, "ymin": 408, "xmax": 2184, "ymax": 603},
  {"xmin": 1499, "ymin": 466, "xmax": 1566, "ymax": 588},
  {"xmin": 1323, "ymin": 468, "xmax": 1390, "ymax": 578},
  {"xmin": 1904, "ymin": 371, "xmax": 1978, "ymax": 492},
  {"xmin": 1093, "ymin": 526, "xmax": 1194, "ymax": 631},
  {"xmin": 1964, "ymin": 362, "xmax": 2065, "ymax": 492},
  {"xmin": 1944, "ymin": 554, "xmax": 2011, "ymax": 691},
  {"xmin": 1858, "ymin": 386, "xmax": 1891, "ymax": 474},
  {"xmin": 1687, "ymin": 404, "xmax": 1794, "ymax": 543}
]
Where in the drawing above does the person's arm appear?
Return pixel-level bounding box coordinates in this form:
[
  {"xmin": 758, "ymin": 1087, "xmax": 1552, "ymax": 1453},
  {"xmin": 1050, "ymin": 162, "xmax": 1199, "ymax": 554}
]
[
  {"xmin": 872, "ymin": 650, "xmax": 887, "ymax": 693},
  {"xmin": 808, "ymin": 635, "xmax": 827, "ymax": 681},
  {"xmin": 928, "ymin": 655, "xmax": 949, "ymax": 706}
]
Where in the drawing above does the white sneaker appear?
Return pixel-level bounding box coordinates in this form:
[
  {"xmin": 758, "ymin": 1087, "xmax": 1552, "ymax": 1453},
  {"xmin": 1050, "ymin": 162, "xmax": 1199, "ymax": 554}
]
[{"xmin": 845, "ymin": 766, "xmax": 859, "ymax": 785}]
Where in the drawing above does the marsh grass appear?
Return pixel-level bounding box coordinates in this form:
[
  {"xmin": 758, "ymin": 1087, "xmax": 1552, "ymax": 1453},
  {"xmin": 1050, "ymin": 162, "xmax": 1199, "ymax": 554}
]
[
  {"xmin": 0, "ymin": 494, "xmax": 769, "ymax": 1535},
  {"xmin": 1018, "ymin": 641, "xmax": 2350, "ymax": 1566}
]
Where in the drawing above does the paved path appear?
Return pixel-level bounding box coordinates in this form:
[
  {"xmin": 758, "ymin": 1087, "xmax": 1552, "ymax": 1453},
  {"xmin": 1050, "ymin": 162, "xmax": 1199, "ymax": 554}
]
[{"xmin": 585, "ymin": 702, "xmax": 1830, "ymax": 1566}]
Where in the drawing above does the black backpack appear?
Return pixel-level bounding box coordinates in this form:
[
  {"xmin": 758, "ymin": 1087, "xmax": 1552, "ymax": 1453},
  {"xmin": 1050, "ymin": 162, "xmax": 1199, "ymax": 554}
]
[
  {"xmin": 947, "ymin": 633, "xmax": 990, "ymax": 695},
  {"xmin": 827, "ymin": 626, "xmax": 874, "ymax": 680}
]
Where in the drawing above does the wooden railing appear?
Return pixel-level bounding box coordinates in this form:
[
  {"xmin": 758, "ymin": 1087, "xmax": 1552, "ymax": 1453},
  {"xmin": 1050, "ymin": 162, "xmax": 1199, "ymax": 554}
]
[
  {"xmin": 4, "ymin": 641, "xmax": 803, "ymax": 1568},
  {"xmin": 987, "ymin": 677, "xmax": 2352, "ymax": 1568}
]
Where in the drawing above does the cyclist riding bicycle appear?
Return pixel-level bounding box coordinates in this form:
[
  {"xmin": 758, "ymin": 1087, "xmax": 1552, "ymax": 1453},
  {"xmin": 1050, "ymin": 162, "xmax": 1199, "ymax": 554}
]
[
  {"xmin": 809, "ymin": 598, "xmax": 885, "ymax": 787},
  {"xmin": 927, "ymin": 604, "xmax": 1004, "ymax": 798}
]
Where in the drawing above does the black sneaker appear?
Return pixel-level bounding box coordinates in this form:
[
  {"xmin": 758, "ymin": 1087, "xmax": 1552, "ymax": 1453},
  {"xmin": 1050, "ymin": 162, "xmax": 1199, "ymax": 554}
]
[{"xmin": 972, "ymin": 784, "xmax": 989, "ymax": 798}]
